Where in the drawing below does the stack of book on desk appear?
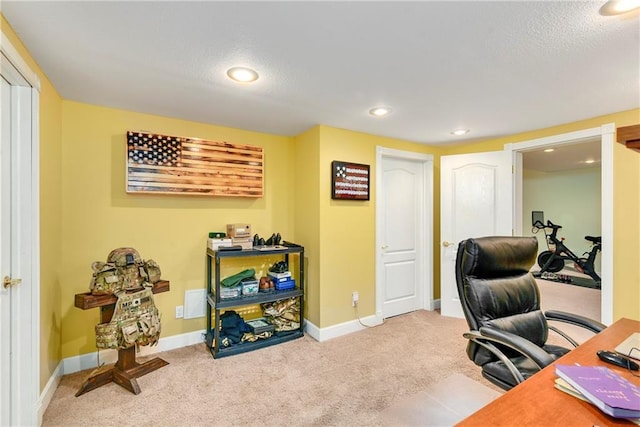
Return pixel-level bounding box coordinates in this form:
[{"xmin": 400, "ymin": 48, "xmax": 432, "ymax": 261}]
[{"xmin": 554, "ymin": 364, "xmax": 640, "ymax": 423}]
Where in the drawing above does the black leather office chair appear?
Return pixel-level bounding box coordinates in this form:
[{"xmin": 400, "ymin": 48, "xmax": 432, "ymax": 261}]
[{"xmin": 455, "ymin": 236, "xmax": 606, "ymax": 390}]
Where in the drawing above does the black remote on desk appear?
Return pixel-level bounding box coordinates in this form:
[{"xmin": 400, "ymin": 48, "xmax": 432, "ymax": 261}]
[{"xmin": 597, "ymin": 350, "xmax": 639, "ymax": 371}]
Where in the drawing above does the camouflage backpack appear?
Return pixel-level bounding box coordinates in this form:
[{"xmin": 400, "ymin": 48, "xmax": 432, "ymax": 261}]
[{"xmin": 94, "ymin": 285, "xmax": 161, "ymax": 350}]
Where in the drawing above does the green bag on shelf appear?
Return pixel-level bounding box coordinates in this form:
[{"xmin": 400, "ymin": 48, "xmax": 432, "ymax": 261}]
[{"xmin": 221, "ymin": 268, "xmax": 255, "ymax": 288}]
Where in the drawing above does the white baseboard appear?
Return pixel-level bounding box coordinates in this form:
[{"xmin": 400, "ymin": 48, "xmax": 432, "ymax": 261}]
[
  {"xmin": 305, "ymin": 305, "xmax": 446, "ymax": 342},
  {"xmin": 61, "ymin": 329, "xmax": 206, "ymax": 375},
  {"xmin": 304, "ymin": 314, "xmax": 382, "ymax": 342},
  {"xmin": 37, "ymin": 360, "xmax": 63, "ymax": 425}
]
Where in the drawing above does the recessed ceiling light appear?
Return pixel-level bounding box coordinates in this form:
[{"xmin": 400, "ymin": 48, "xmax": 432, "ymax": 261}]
[
  {"xmin": 450, "ymin": 129, "xmax": 470, "ymax": 136},
  {"xmin": 600, "ymin": 0, "xmax": 640, "ymax": 15},
  {"xmin": 226, "ymin": 66, "xmax": 259, "ymax": 83},
  {"xmin": 369, "ymin": 107, "xmax": 392, "ymax": 117},
  {"xmin": 544, "ymin": 148, "xmax": 555, "ymax": 153}
]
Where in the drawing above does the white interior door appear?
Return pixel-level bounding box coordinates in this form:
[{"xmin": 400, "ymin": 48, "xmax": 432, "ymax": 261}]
[
  {"xmin": 440, "ymin": 151, "xmax": 513, "ymax": 318},
  {"xmin": 379, "ymin": 155, "xmax": 427, "ymax": 318},
  {"xmin": 0, "ymin": 43, "xmax": 39, "ymax": 426}
]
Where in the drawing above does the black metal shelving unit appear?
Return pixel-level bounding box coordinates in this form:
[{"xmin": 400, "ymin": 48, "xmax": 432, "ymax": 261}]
[{"xmin": 205, "ymin": 245, "xmax": 304, "ymax": 358}]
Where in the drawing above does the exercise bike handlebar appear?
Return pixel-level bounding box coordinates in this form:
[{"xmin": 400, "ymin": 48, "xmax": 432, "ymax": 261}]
[
  {"xmin": 533, "ymin": 220, "xmax": 562, "ymax": 230},
  {"xmin": 533, "ymin": 220, "xmax": 601, "ymax": 246}
]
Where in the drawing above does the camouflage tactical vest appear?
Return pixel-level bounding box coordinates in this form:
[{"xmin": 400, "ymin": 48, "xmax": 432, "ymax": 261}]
[
  {"xmin": 89, "ymin": 247, "xmax": 162, "ymax": 295},
  {"xmin": 94, "ymin": 285, "xmax": 161, "ymax": 350}
]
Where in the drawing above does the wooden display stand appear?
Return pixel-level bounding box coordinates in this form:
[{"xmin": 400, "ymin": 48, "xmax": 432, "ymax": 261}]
[{"xmin": 73, "ymin": 280, "xmax": 170, "ymax": 396}]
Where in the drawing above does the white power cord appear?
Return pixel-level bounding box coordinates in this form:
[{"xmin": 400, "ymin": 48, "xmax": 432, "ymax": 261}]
[{"xmin": 354, "ymin": 300, "xmax": 384, "ymax": 328}]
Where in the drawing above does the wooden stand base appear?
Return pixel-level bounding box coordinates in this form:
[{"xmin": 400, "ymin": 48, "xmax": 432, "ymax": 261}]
[
  {"xmin": 74, "ymin": 282, "xmax": 170, "ymax": 396},
  {"xmin": 75, "ymin": 346, "xmax": 169, "ymax": 397}
]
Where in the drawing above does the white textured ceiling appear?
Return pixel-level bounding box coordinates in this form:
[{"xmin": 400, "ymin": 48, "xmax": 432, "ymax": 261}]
[
  {"xmin": 2, "ymin": 1, "xmax": 639, "ymax": 146},
  {"xmin": 522, "ymin": 138, "xmax": 601, "ymax": 172}
]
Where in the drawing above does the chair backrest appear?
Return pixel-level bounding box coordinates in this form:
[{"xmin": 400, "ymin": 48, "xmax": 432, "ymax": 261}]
[{"xmin": 455, "ymin": 236, "xmax": 548, "ymax": 366}]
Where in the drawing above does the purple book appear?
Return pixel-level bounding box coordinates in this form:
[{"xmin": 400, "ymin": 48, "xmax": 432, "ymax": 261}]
[{"xmin": 555, "ymin": 365, "xmax": 640, "ymax": 419}]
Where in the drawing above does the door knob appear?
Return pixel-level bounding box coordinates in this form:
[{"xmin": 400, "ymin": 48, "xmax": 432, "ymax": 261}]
[
  {"xmin": 381, "ymin": 245, "xmax": 389, "ymax": 250},
  {"xmin": 442, "ymin": 241, "xmax": 454, "ymax": 247},
  {"xmin": 3, "ymin": 276, "xmax": 21, "ymax": 288}
]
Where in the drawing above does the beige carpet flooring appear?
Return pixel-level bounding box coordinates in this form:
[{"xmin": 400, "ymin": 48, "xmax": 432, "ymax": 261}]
[
  {"xmin": 42, "ymin": 279, "xmax": 599, "ymax": 427},
  {"xmin": 536, "ymin": 272, "xmax": 601, "ymax": 344}
]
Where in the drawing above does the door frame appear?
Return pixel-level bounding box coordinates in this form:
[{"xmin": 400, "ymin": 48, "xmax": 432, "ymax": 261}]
[
  {"xmin": 506, "ymin": 123, "xmax": 615, "ymax": 325},
  {"xmin": 375, "ymin": 147, "xmax": 434, "ymax": 320},
  {"xmin": 1, "ymin": 33, "xmax": 41, "ymax": 426}
]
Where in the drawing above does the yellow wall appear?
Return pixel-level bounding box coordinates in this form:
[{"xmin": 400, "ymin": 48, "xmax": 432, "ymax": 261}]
[
  {"xmin": 612, "ymin": 131, "xmax": 640, "ymax": 320},
  {"xmin": 444, "ymin": 109, "xmax": 640, "ymax": 321},
  {"xmin": 315, "ymin": 126, "xmax": 443, "ymax": 327},
  {"xmin": 55, "ymin": 101, "xmax": 640, "ymax": 360},
  {"xmin": 59, "ymin": 101, "xmax": 295, "ymax": 358},
  {"xmin": 1, "ymin": 15, "xmax": 64, "ymax": 392},
  {"xmin": 295, "ymin": 125, "xmax": 444, "ymax": 327},
  {"xmin": 293, "ymin": 126, "xmax": 321, "ymax": 325}
]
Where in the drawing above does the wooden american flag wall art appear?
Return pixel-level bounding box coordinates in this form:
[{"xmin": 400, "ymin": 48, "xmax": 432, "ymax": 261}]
[{"xmin": 126, "ymin": 131, "xmax": 264, "ymax": 197}]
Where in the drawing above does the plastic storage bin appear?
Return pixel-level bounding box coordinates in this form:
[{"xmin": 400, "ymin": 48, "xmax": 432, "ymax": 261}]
[
  {"xmin": 220, "ymin": 285, "xmax": 241, "ymax": 299},
  {"xmin": 241, "ymin": 279, "xmax": 259, "ymax": 296}
]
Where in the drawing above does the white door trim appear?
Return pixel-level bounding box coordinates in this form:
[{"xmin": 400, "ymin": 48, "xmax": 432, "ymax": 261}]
[
  {"xmin": 1, "ymin": 33, "xmax": 40, "ymax": 91},
  {"xmin": 506, "ymin": 124, "xmax": 614, "ymax": 325},
  {"xmin": 0, "ymin": 34, "xmax": 40, "ymax": 426},
  {"xmin": 376, "ymin": 147, "xmax": 434, "ymax": 320}
]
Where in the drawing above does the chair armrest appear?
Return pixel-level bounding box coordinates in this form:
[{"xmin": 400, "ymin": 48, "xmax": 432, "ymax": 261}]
[
  {"xmin": 545, "ymin": 310, "xmax": 606, "ymax": 333},
  {"xmin": 477, "ymin": 326, "xmax": 555, "ymax": 369},
  {"xmin": 463, "ymin": 330, "xmax": 526, "ymax": 384}
]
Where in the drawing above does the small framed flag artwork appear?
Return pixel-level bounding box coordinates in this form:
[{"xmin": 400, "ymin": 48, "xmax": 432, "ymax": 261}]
[{"xmin": 331, "ymin": 161, "xmax": 370, "ymax": 201}]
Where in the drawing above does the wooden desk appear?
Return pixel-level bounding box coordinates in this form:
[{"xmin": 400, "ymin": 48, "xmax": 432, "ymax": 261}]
[
  {"xmin": 457, "ymin": 318, "xmax": 640, "ymax": 426},
  {"xmin": 73, "ymin": 281, "xmax": 170, "ymax": 396}
]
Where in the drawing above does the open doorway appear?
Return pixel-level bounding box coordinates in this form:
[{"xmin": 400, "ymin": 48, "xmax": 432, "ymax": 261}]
[
  {"xmin": 521, "ymin": 140, "xmax": 602, "ymax": 330},
  {"xmin": 505, "ymin": 124, "xmax": 615, "ymax": 324},
  {"xmin": 438, "ymin": 125, "xmax": 614, "ymax": 324},
  {"xmin": 523, "ymin": 139, "xmax": 602, "ymax": 279}
]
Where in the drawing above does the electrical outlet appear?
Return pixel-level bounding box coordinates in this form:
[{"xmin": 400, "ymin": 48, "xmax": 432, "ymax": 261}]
[
  {"xmin": 352, "ymin": 291, "xmax": 359, "ymax": 307},
  {"xmin": 175, "ymin": 305, "xmax": 184, "ymax": 319}
]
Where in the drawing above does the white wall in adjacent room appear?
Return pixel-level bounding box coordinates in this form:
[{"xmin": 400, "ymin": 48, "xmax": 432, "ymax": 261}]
[{"xmin": 523, "ymin": 167, "xmax": 602, "ymax": 271}]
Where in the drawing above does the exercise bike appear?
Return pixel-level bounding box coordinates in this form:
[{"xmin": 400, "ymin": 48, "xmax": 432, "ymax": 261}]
[{"xmin": 532, "ymin": 219, "xmax": 601, "ymax": 286}]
